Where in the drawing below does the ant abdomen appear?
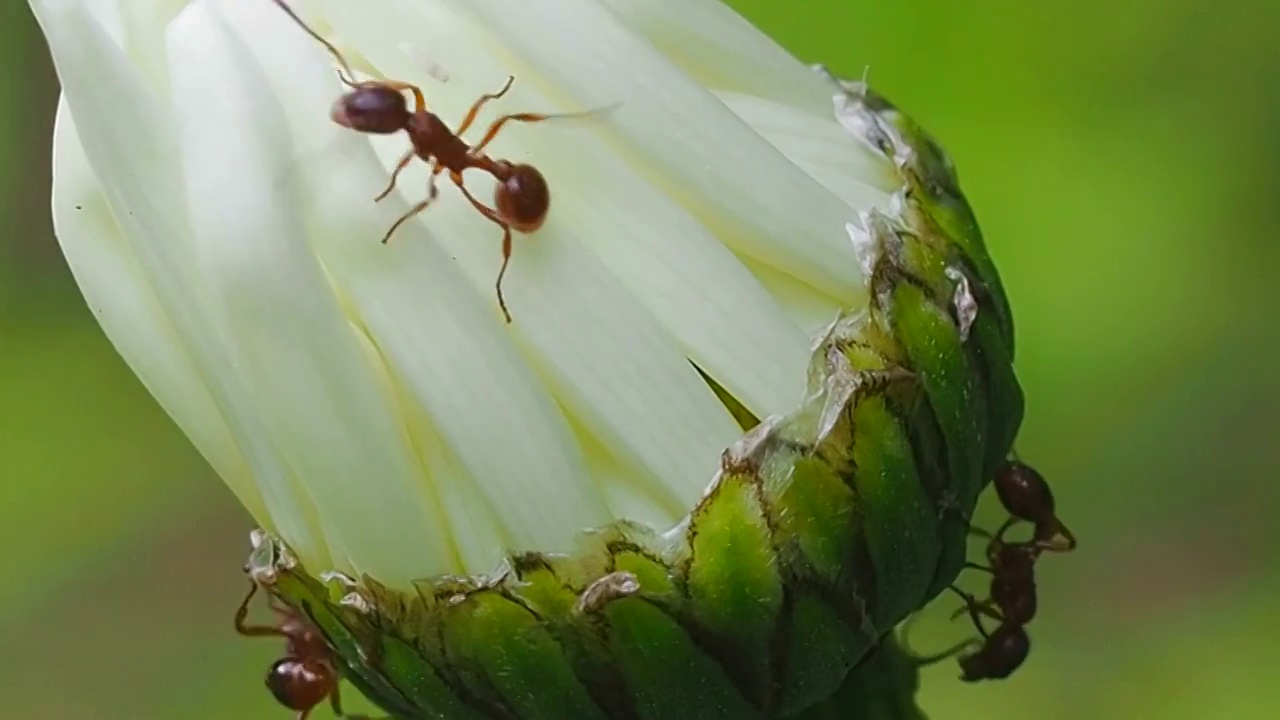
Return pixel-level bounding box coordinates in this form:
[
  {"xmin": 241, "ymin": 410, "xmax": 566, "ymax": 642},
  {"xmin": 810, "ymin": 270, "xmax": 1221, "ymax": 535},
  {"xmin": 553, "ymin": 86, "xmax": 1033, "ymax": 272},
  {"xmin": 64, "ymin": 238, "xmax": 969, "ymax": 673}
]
[
  {"xmin": 959, "ymin": 624, "xmax": 1030, "ymax": 682},
  {"xmin": 266, "ymin": 658, "xmax": 336, "ymax": 712},
  {"xmin": 494, "ymin": 163, "xmax": 550, "ymax": 233},
  {"xmin": 331, "ymin": 85, "xmax": 410, "ymax": 135}
]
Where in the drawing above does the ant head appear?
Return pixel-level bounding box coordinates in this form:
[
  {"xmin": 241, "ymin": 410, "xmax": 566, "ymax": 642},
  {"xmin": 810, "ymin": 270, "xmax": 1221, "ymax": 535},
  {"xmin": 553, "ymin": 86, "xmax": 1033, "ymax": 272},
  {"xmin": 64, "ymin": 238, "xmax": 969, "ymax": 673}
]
[
  {"xmin": 266, "ymin": 658, "xmax": 335, "ymax": 712},
  {"xmin": 493, "ymin": 162, "xmax": 549, "ymax": 233},
  {"xmin": 993, "ymin": 460, "xmax": 1056, "ymax": 524},
  {"xmin": 331, "ymin": 83, "xmax": 410, "ymax": 135}
]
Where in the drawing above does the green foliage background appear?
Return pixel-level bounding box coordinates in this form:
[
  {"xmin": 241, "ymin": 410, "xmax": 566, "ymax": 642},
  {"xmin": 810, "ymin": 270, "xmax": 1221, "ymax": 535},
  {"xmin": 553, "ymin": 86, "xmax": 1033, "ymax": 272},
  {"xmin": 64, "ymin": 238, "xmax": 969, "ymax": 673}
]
[{"xmin": 2, "ymin": 1, "xmax": 1277, "ymax": 718}]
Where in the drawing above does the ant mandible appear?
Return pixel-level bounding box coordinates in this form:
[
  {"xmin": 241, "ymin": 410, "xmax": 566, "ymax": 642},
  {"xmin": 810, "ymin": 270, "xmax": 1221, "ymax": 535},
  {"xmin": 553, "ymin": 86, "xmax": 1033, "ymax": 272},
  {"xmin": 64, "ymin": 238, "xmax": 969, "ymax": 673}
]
[
  {"xmin": 990, "ymin": 459, "xmax": 1078, "ymax": 553},
  {"xmin": 272, "ymin": 0, "xmax": 600, "ymax": 323},
  {"xmin": 234, "ymin": 582, "xmax": 382, "ymax": 719}
]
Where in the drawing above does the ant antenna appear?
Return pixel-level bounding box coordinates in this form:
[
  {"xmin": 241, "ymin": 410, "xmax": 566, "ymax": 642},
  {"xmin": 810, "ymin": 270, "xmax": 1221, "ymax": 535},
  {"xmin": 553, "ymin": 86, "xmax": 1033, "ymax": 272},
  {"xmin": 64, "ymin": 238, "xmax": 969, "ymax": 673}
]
[{"xmin": 270, "ymin": 0, "xmax": 359, "ymax": 87}]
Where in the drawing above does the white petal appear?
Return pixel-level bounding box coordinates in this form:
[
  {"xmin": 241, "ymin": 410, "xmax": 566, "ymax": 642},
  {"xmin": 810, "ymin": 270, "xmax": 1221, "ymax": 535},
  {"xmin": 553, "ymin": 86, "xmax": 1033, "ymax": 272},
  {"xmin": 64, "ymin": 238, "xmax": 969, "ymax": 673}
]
[
  {"xmin": 167, "ymin": 1, "xmax": 460, "ymax": 582},
  {"xmin": 738, "ymin": 256, "xmax": 844, "ymax": 339},
  {"xmin": 30, "ymin": 0, "xmax": 330, "ymax": 566},
  {"xmin": 320, "ymin": 0, "xmax": 865, "ymax": 304},
  {"xmin": 51, "ymin": 98, "xmax": 271, "ymax": 525},
  {"xmin": 117, "ymin": 0, "xmax": 187, "ymax": 93},
  {"xmin": 599, "ymin": 0, "xmax": 834, "ymax": 116},
  {"xmin": 572, "ymin": 418, "xmax": 680, "ymax": 531},
  {"xmin": 482, "ymin": 222, "xmax": 745, "ymax": 515},
  {"xmin": 363, "ymin": 122, "xmax": 743, "ymax": 523},
  {"xmin": 715, "ymin": 90, "xmax": 898, "ymax": 208},
  {"xmin": 303, "ymin": 0, "xmax": 759, "ymax": 513},
  {"xmin": 294, "ymin": 2, "xmax": 812, "ymax": 420},
  {"xmin": 216, "ymin": 0, "xmax": 614, "ymax": 563}
]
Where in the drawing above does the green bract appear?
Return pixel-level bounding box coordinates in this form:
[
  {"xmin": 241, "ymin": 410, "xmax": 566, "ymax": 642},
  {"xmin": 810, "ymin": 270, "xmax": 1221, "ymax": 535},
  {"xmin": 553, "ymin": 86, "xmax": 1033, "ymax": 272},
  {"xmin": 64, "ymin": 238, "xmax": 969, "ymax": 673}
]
[{"xmin": 246, "ymin": 74, "xmax": 1022, "ymax": 719}]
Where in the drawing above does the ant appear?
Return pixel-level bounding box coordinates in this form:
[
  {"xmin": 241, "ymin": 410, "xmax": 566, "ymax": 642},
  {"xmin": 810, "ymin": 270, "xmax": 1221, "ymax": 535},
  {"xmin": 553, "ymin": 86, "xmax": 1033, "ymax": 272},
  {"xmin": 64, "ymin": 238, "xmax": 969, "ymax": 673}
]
[
  {"xmin": 953, "ymin": 524, "xmax": 1039, "ymax": 627},
  {"xmin": 913, "ymin": 534, "xmax": 1037, "ymax": 682},
  {"xmin": 989, "ymin": 459, "xmax": 1078, "ymax": 553},
  {"xmin": 907, "ymin": 459, "xmax": 1073, "ymax": 682},
  {"xmin": 956, "ymin": 457, "xmax": 1076, "ymax": 622},
  {"xmin": 234, "ymin": 581, "xmax": 381, "ymax": 719},
  {"xmin": 904, "ymin": 584, "xmax": 1033, "ymax": 683},
  {"xmin": 272, "ymin": 0, "xmax": 604, "ymax": 323}
]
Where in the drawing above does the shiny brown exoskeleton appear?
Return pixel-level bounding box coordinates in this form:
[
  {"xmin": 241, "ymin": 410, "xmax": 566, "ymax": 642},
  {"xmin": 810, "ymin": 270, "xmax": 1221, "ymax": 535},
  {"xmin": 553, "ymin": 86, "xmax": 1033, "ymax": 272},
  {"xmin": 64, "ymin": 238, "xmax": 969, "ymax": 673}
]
[
  {"xmin": 272, "ymin": 0, "xmax": 603, "ymax": 323},
  {"xmin": 234, "ymin": 582, "xmax": 379, "ymax": 719},
  {"xmin": 908, "ymin": 586, "xmax": 1033, "ymax": 683},
  {"xmin": 954, "ymin": 618, "xmax": 1032, "ymax": 682},
  {"xmin": 955, "ymin": 533, "xmax": 1039, "ymax": 626},
  {"xmin": 991, "ymin": 460, "xmax": 1078, "ymax": 552},
  {"xmin": 943, "ymin": 539, "xmax": 1037, "ymax": 682},
  {"xmin": 914, "ymin": 459, "xmax": 1075, "ymax": 682}
]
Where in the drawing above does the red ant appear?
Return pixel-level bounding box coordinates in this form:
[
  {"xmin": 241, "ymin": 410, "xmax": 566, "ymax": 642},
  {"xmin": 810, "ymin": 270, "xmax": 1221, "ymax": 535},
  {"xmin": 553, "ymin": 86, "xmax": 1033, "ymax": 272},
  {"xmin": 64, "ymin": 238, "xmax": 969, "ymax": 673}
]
[
  {"xmin": 908, "ymin": 459, "xmax": 1074, "ymax": 682},
  {"xmin": 272, "ymin": 0, "xmax": 607, "ymax": 323},
  {"xmin": 990, "ymin": 459, "xmax": 1078, "ymax": 553},
  {"xmin": 234, "ymin": 582, "xmax": 381, "ymax": 719},
  {"xmin": 912, "ymin": 536, "xmax": 1036, "ymax": 682},
  {"xmin": 953, "ymin": 526, "xmax": 1038, "ymax": 627},
  {"xmin": 954, "ymin": 458, "xmax": 1075, "ymax": 624}
]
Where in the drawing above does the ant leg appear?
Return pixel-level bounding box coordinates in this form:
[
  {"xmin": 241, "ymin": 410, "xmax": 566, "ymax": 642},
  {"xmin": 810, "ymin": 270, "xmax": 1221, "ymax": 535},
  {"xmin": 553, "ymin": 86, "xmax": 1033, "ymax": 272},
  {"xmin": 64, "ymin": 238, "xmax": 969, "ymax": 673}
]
[
  {"xmin": 380, "ymin": 199, "xmax": 432, "ymax": 245},
  {"xmin": 456, "ymin": 75, "xmax": 516, "ymax": 136},
  {"xmin": 908, "ymin": 638, "xmax": 982, "ymax": 668},
  {"xmin": 950, "ymin": 599, "xmax": 1002, "ymax": 624},
  {"xmin": 946, "ymin": 586, "xmax": 992, "ymax": 639},
  {"xmin": 964, "ymin": 561, "xmax": 995, "ymax": 574},
  {"xmin": 270, "ymin": 1, "xmax": 360, "ymax": 87},
  {"xmin": 380, "ymin": 166, "xmax": 442, "ymax": 245},
  {"xmin": 452, "ymin": 176, "xmax": 515, "ymax": 323},
  {"xmin": 471, "ymin": 102, "xmax": 620, "ymax": 155},
  {"xmin": 489, "ymin": 227, "xmax": 513, "ymax": 324},
  {"xmin": 471, "ymin": 112, "xmax": 550, "ymax": 155},
  {"xmin": 993, "ymin": 517, "xmax": 1018, "ymax": 542},
  {"xmin": 330, "ymin": 683, "xmax": 390, "ymax": 720},
  {"xmin": 374, "ymin": 149, "xmax": 416, "ymax": 202},
  {"xmin": 234, "ymin": 582, "xmax": 286, "ymax": 638}
]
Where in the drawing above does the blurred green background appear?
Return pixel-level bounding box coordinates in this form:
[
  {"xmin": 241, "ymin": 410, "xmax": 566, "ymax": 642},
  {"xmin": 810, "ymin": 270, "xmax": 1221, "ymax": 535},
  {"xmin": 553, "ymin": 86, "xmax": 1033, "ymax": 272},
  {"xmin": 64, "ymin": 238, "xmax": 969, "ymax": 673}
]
[{"xmin": 3, "ymin": 0, "xmax": 1277, "ymax": 718}]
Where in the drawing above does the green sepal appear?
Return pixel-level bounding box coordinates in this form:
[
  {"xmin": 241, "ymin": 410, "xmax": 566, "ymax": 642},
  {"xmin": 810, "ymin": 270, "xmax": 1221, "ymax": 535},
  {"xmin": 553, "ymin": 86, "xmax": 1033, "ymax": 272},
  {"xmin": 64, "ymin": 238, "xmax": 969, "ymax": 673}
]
[{"xmin": 795, "ymin": 631, "xmax": 930, "ymax": 720}]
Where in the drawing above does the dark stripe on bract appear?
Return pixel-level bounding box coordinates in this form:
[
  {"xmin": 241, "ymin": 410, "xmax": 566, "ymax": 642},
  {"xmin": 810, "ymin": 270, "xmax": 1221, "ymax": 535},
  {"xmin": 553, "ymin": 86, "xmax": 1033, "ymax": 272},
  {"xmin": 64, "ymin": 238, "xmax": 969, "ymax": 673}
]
[
  {"xmin": 824, "ymin": 425, "xmax": 882, "ymax": 626},
  {"xmin": 444, "ymin": 591, "xmax": 612, "ymax": 720},
  {"xmin": 850, "ymin": 525, "xmax": 880, "ymax": 630},
  {"xmin": 888, "ymin": 389, "xmax": 961, "ymax": 605},
  {"xmin": 505, "ymin": 558, "xmax": 640, "ymax": 720},
  {"xmin": 572, "ymin": 611, "xmax": 642, "ymax": 720},
  {"xmin": 965, "ymin": 311, "xmax": 1024, "ymax": 480},
  {"xmin": 433, "ymin": 612, "xmax": 522, "ymax": 720},
  {"xmin": 603, "ymin": 596, "xmax": 762, "ymax": 719},
  {"xmin": 675, "ymin": 501, "xmax": 769, "ymax": 708},
  {"xmin": 295, "ymin": 599, "xmax": 427, "ymax": 720},
  {"xmin": 649, "ymin": 599, "xmax": 765, "ymax": 712},
  {"xmin": 376, "ymin": 633, "xmax": 493, "ymax": 720},
  {"xmin": 767, "ymin": 583, "xmax": 797, "ymax": 716},
  {"xmin": 508, "ymin": 551, "xmax": 559, "ymax": 580},
  {"xmin": 803, "ymin": 576, "xmax": 873, "ymax": 642}
]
